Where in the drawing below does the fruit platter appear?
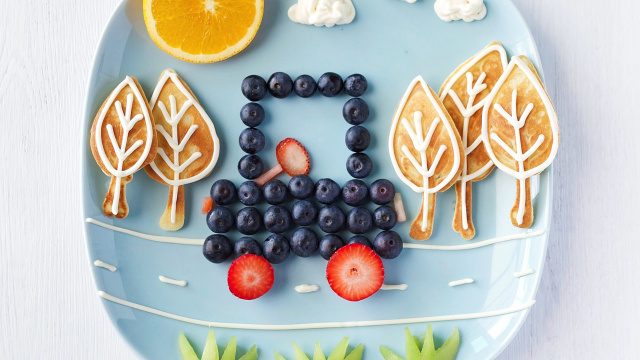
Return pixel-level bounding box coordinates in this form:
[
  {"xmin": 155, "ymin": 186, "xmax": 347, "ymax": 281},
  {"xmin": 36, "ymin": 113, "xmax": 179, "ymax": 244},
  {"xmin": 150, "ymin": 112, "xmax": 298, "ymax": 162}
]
[{"xmin": 82, "ymin": 0, "xmax": 558, "ymax": 359}]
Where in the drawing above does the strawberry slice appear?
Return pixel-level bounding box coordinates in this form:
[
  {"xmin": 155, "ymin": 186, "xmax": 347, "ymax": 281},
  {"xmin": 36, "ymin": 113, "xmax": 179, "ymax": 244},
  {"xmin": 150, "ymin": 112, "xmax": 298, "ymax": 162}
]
[
  {"xmin": 256, "ymin": 138, "xmax": 311, "ymax": 186},
  {"xmin": 228, "ymin": 254, "xmax": 275, "ymax": 300},
  {"xmin": 276, "ymin": 138, "xmax": 311, "ymax": 176},
  {"xmin": 326, "ymin": 244, "xmax": 384, "ymax": 301}
]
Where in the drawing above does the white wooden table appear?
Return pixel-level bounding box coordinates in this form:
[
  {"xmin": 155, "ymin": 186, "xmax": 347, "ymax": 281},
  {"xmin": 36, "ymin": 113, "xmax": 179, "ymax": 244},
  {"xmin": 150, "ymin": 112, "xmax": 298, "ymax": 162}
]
[{"xmin": 1, "ymin": 1, "xmax": 637, "ymax": 359}]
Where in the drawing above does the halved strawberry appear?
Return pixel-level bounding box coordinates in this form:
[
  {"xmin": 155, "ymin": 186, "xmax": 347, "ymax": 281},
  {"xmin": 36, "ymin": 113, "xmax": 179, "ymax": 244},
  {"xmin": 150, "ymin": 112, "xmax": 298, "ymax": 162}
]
[
  {"xmin": 326, "ymin": 244, "xmax": 384, "ymax": 301},
  {"xmin": 228, "ymin": 254, "xmax": 274, "ymax": 300},
  {"xmin": 276, "ymin": 138, "xmax": 311, "ymax": 176}
]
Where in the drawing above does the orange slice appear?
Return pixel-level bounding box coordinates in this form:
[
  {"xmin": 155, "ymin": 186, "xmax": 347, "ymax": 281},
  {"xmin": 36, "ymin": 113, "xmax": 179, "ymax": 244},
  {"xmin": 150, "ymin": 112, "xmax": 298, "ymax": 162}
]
[{"xmin": 143, "ymin": 0, "xmax": 264, "ymax": 63}]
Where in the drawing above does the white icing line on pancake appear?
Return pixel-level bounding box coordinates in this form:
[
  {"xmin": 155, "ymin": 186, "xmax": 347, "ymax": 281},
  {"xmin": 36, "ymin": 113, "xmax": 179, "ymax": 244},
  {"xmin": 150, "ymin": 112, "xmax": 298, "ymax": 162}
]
[
  {"xmin": 93, "ymin": 260, "xmax": 117, "ymax": 272},
  {"xmin": 388, "ymin": 76, "xmax": 462, "ymax": 232},
  {"xmin": 98, "ymin": 290, "xmax": 534, "ymax": 330},
  {"xmin": 93, "ymin": 77, "xmax": 154, "ymax": 216},
  {"xmin": 148, "ymin": 70, "xmax": 220, "ymax": 225},
  {"xmin": 86, "ymin": 217, "xmax": 545, "ymax": 251},
  {"xmin": 481, "ymin": 57, "xmax": 559, "ymax": 226},
  {"xmin": 439, "ymin": 43, "xmax": 508, "ymax": 231},
  {"xmin": 381, "ymin": 284, "xmax": 408, "ymax": 291},
  {"xmin": 159, "ymin": 275, "xmax": 187, "ymax": 287},
  {"xmin": 448, "ymin": 278, "xmax": 474, "ymax": 287}
]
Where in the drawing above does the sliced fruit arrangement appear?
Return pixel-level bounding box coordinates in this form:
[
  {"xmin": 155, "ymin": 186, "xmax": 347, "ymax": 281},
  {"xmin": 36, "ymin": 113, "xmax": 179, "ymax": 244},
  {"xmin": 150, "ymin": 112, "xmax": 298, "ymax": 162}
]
[
  {"xmin": 276, "ymin": 337, "xmax": 364, "ymax": 360},
  {"xmin": 379, "ymin": 326, "xmax": 460, "ymax": 360},
  {"xmin": 143, "ymin": 0, "xmax": 264, "ymax": 63},
  {"xmin": 326, "ymin": 244, "xmax": 385, "ymax": 301},
  {"xmin": 178, "ymin": 331, "xmax": 258, "ymax": 360},
  {"xmin": 227, "ymin": 254, "xmax": 274, "ymax": 300},
  {"xmin": 201, "ymin": 72, "xmax": 405, "ymax": 300},
  {"xmin": 255, "ymin": 138, "xmax": 311, "ymax": 186}
]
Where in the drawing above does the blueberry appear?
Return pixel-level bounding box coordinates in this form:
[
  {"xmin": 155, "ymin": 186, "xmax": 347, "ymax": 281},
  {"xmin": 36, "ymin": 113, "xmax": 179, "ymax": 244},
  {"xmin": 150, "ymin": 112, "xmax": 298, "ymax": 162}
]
[
  {"xmin": 210, "ymin": 180, "xmax": 237, "ymax": 205},
  {"xmin": 344, "ymin": 74, "xmax": 368, "ymax": 97},
  {"xmin": 294, "ymin": 75, "xmax": 317, "ymax": 98},
  {"xmin": 288, "ymin": 175, "xmax": 314, "ymax": 199},
  {"xmin": 238, "ymin": 154, "xmax": 264, "ymax": 179},
  {"xmin": 290, "ymin": 228, "xmax": 319, "ymax": 257},
  {"xmin": 348, "ymin": 235, "xmax": 373, "ymax": 248},
  {"xmin": 318, "ymin": 205, "xmax": 346, "ymax": 233},
  {"xmin": 291, "ymin": 200, "xmax": 318, "ymax": 226},
  {"xmin": 234, "ymin": 237, "xmax": 262, "ymax": 257},
  {"xmin": 263, "ymin": 179, "xmax": 288, "ymax": 204},
  {"xmin": 342, "ymin": 98, "xmax": 369, "ymax": 125},
  {"xmin": 346, "ymin": 153, "xmax": 373, "ymax": 178},
  {"xmin": 203, "ymin": 234, "xmax": 233, "ymax": 263},
  {"xmin": 317, "ymin": 72, "xmax": 343, "ymax": 97},
  {"xmin": 206, "ymin": 206, "xmax": 234, "ymax": 233},
  {"xmin": 237, "ymin": 181, "xmax": 261, "ymax": 206},
  {"xmin": 236, "ymin": 207, "xmax": 262, "ymax": 235},
  {"xmin": 319, "ymin": 234, "xmax": 344, "ymax": 260},
  {"xmin": 345, "ymin": 126, "xmax": 370, "ymax": 152},
  {"xmin": 347, "ymin": 207, "xmax": 373, "ymax": 234},
  {"xmin": 373, "ymin": 231, "xmax": 403, "ymax": 259},
  {"xmin": 342, "ymin": 179, "xmax": 369, "ymax": 206},
  {"xmin": 263, "ymin": 205, "xmax": 292, "ymax": 233},
  {"xmin": 373, "ymin": 205, "xmax": 397, "ymax": 230},
  {"xmin": 239, "ymin": 128, "xmax": 266, "ymax": 154},
  {"xmin": 267, "ymin": 72, "xmax": 293, "ymax": 98},
  {"xmin": 240, "ymin": 102, "xmax": 265, "ymax": 127},
  {"xmin": 242, "ymin": 75, "xmax": 267, "ymax": 101},
  {"xmin": 370, "ymin": 179, "xmax": 396, "ymax": 204},
  {"xmin": 264, "ymin": 234, "xmax": 290, "ymax": 264},
  {"xmin": 315, "ymin": 178, "xmax": 341, "ymax": 204}
]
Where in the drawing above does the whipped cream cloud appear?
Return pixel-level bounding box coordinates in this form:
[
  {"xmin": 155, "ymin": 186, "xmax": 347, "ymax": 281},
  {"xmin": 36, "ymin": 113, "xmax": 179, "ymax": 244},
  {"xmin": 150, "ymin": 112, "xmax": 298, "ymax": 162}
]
[
  {"xmin": 434, "ymin": 0, "xmax": 487, "ymax": 22},
  {"xmin": 288, "ymin": 0, "xmax": 356, "ymax": 27}
]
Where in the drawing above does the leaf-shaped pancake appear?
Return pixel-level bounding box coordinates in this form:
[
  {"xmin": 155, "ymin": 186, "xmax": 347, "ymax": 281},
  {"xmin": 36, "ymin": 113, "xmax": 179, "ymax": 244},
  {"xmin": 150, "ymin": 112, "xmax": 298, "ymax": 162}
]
[
  {"xmin": 145, "ymin": 69, "xmax": 220, "ymax": 231},
  {"xmin": 389, "ymin": 76, "xmax": 463, "ymax": 240},
  {"xmin": 90, "ymin": 76, "xmax": 157, "ymax": 219},
  {"xmin": 439, "ymin": 42, "xmax": 508, "ymax": 239},
  {"xmin": 482, "ymin": 56, "xmax": 559, "ymax": 228}
]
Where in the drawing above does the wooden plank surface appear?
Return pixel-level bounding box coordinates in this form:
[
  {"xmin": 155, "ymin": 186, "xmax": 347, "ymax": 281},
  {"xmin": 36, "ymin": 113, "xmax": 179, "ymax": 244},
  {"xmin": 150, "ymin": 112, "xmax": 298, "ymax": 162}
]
[{"xmin": 0, "ymin": 1, "xmax": 636, "ymax": 359}]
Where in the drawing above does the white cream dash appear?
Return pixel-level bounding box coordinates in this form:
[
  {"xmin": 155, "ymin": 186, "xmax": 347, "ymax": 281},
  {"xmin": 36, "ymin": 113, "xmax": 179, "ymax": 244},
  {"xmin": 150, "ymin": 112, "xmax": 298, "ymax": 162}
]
[
  {"xmin": 98, "ymin": 290, "xmax": 535, "ymax": 330},
  {"xmin": 448, "ymin": 278, "xmax": 474, "ymax": 287},
  {"xmin": 294, "ymin": 284, "xmax": 320, "ymax": 293},
  {"xmin": 514, "ymin": 268, "xmax": 535, "ymax": 278},
  {"xmin": 381, "ymin": 284, "xmax": 409, "ymax": 291},
  {"xmin": 93, "ymin": 260, "xmax": 117, "ymax": 272},
  {"xmin": 86, "ymin": 217, "xmax": 545, "ymax": 252},
  {"xmin": 159, "ymin": 275, "xmax": 188, "ymax": 287}
]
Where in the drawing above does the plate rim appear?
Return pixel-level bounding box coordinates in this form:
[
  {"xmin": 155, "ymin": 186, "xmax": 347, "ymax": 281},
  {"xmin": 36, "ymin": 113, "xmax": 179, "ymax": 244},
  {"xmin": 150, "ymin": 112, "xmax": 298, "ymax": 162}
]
[{"xmin": 80, "ymin": 1, "xmax": 553, "ymax": 359}]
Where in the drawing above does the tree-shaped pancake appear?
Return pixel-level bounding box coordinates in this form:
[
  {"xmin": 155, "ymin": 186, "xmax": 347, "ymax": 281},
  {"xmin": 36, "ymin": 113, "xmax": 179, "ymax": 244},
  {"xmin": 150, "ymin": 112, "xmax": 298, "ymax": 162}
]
[
  {"xmin": 389, "ymin": 76, "xmax": 463, "ymax": 240},
  {"xmin": 145, "ymin": 70, "xmax": 220, "ymax": 231},
  {"xmin": 482, "ymin": 56, "xmax": 559, "ymax": 228},
  {"xmin": 440, "ymin": 42, "xmax": 508, "ymax": 240},
  {"xmin": 90, "ymin": 76, "xmax": 157, "ymax": 219}
]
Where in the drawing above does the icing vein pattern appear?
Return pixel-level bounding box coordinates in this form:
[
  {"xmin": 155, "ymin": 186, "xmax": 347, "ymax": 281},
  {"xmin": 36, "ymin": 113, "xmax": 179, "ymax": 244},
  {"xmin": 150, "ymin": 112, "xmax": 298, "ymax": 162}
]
[
  {"xmin": 93, "ymin": 76, "xmax": 154, "ymax": 216},
  {"xmin": 148, "ymin": 70, "xmax": 220, "ymax": 225},
  {"xmin": 481, "ymin": 56, "xmax": 559, "ymax": 227}
]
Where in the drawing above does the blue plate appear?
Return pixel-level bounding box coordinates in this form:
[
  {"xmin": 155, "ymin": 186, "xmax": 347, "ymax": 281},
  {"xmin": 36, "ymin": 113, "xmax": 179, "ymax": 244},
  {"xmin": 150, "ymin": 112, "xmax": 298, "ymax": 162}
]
[{"xmin": 83, "ymin": 0, "xmax": 550, "ymax": 359}]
